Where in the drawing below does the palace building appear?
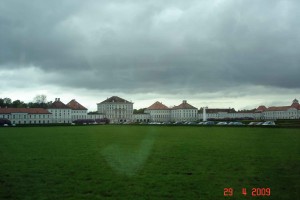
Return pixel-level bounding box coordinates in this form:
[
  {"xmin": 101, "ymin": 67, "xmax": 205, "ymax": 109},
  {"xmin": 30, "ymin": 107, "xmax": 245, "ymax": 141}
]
[
  {"xmin": 1, "ymin": 97, "xmax": 300, "ymax": 125},
  {"xmin": 0, "ymin": 108, "xmax": 52, "ymax": 124},
  {"xmin": 97, "ymin": 96, "xmax": 133, "ymax": 123}
]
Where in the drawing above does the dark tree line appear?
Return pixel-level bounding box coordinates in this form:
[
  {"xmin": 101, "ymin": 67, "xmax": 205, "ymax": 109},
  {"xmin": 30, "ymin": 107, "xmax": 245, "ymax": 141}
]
[
  {"xmin": 133, "ymin": 108, "xmax": 146, "ymax": 114},
  {"xmin": 0, "ymin": 95, "xmax": 51, "ymax": 108}
]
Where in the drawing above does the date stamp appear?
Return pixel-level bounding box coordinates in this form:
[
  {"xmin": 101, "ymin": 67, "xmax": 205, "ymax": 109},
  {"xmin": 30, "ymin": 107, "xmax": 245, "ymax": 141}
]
[{"xmin": 224, "ymin": 187, "xmax": 271, "ymax": 197}]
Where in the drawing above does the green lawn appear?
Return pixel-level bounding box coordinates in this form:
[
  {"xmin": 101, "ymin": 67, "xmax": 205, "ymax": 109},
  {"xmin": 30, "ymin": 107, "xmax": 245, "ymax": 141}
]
[{"xmin": 0, "ymin": 126, "xmax": 299, "ymax": 199}]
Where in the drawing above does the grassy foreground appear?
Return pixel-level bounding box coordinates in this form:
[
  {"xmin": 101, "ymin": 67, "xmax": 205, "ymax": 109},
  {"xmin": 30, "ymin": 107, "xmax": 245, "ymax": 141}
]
[{"xmin": 0, "ymin": 126, "xmax": 299, "ymax": 199}]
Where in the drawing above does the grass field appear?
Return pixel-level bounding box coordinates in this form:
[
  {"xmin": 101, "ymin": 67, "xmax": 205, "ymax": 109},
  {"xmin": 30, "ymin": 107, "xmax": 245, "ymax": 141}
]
[{"xmin": 0, "ymin": 125, "xmax": 299, "ymax": 199}]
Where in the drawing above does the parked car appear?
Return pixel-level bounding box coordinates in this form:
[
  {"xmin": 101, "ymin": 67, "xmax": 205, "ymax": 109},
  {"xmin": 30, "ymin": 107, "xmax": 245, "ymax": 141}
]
[
  {"xmin": 255, "ymin": 122, "xmax": 264, "ymax": 125},
  {"xmin": 203, "ymin": 121, "xmax": 215, "ymax": 125},
  {"xmin": 262, "ymin": 121, "xmax": 276, "ymax": 126},
  {"xmin": 233, "ymin": 122, "xmax": 244, "ymax": 126},
  {"xmin": 248, "ymin": 122, "xmax": 256, "ymax": 125},
  {"xmin": 198, "ymin": 122, "xmax": 204, "ymax": 125},
  {"xmin": 174, "ymin": 121, "xmax": 182, "ymax": 125},
  {"xmin": 217, "ymin": 122, "xmax": 227, "ymax": 125}
]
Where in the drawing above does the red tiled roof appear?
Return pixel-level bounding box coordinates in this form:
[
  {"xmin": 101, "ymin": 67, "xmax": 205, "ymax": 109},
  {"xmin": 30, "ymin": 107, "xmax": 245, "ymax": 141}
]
[
  {"xmin": 147, "ymin": 101, "xmax": 169, "ymax": 110},
  {"xmin": 67, "ymin": 99, "xmax": 87, "ymax": 110},
  {"xmin": 291, "ymin": 102, "xmax": 300, "ymax": 109},
  {"xmin": 99, "ymin": 96, "xmax": 132, "ymax": 104},
  {"xmin": 0, "ymin": 108, "xmax": 51, "ymax": 114},
  {"xmin": 48, "ymin": 99, "xmax": 70, "ymax": 109},
  {"xmin": 266, "ymin": 106, "xmax": 295, "ymax": 111},
  {"xmin": 172, "ymin": 100, "xmax": 197, "ymax": 110},
  {"xmin": 256, "ymin": 105, "xmax": 267, "ymax": 112}
]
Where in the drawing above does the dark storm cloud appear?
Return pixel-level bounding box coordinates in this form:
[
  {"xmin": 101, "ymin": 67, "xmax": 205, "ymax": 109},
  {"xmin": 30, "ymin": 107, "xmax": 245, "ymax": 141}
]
[{"xmin": 1, "ymin": 0, "xmax": 300, "ymax": 93}]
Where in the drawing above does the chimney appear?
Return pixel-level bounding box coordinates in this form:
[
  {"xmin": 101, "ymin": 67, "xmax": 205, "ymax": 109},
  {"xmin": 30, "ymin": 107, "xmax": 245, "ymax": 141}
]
[
  {"xmin": 58, "ymin": 98, "xmax": 60, "ymax": 101},
  {"xmin": 183, "ymin": 100, "xmax": 187, "ymax": 104}
]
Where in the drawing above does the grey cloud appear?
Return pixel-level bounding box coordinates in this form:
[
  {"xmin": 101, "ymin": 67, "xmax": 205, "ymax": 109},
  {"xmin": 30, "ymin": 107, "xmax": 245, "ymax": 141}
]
[{"xmin": 1, "ymin": 0, "xmax": 300, "ymax": 94}]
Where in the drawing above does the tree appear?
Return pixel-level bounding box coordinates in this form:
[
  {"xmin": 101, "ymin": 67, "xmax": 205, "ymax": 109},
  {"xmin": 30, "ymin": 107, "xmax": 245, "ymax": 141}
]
[
  {"xmin": 0, "ymin": 98, "xmax": 4, "ymax": 107},
  {"xmin": 3, "ymin": 98, "xmax": 12, "ymax": 107},
  {"xmin": 32, "ymin": 94, "xmax": 48, "ymax": 108},
  {"xmin": 12, "ymin": 100, "xmax": 27, "ymax": 108},
  {"xmin": 33, "ymin": 95, "xmax": 47, "ymax": 104},
  {"xmin": 133, "ymin": 108, "xmax": 146, "ymax": 114}
]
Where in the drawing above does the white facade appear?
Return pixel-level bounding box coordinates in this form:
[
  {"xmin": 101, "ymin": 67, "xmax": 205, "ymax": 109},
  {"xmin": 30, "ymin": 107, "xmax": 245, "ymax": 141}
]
[
  {"xmin": 97, "ymin": 96, "xmax": 133, "ymax": 123},
  {"xmin": 71, "ymin": 110, "xmax": 87, "ymax": 120},
  {"xmin": 48, "ymin": 98, "xmax": 72, "ymax": 123},
  {"xmin": 264, "ymin": 107, "xmax": 298, "ymax": 120},
  {"xmin": 67, "ymin": 99, "xmax": 88, "ymax": 121},
  {"xmin": 133, "ymin": 114, "xmax": 151, "ymax": 122},
  {"xmin": 87, "ymin": 113, "xmax": 104, "ymax": 120},
  {"xmin": 2, "ymin": 98, "xmax": 299, "ymax": 125},
  {"xmin": 0, "ymin": 108, "xmax": 52, "ymax": 125},
  {"xmin": 171, "ymin": 109, "xmax": 198, "ymax": 122},
  {"xmin": 145, "ymin": 100, "xmax": 198, "ymax": 122},
  {"xmin": 171, "ymin": 100, "xmax": 198, "ymax": 122},
  {"xmin": 48, "ymin": 108, "xmax": 72, "ymax": 123},
  {"xmin": 145, "ymin": 109, "xmax": 171, "ymax": 122}
]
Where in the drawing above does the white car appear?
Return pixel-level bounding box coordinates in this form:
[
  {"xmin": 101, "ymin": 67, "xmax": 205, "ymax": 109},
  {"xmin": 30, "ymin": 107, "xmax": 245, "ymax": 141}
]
[
  {"xmin": 262, "ymin": 121, "xmax": 276, "ymax": 126},
  {"xmin": 255, "ymin": 122, "xmax": 264, "ymax": 125},
  {"xmin": 217, "ymin": 122, "xmax": 227, "ymax": 125}
]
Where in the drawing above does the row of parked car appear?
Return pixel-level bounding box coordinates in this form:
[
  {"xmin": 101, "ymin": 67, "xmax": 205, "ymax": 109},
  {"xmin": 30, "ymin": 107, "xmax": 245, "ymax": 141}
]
[{"xmin": 140, "ymin": 121, "xmax": 276, "ymax": 126}]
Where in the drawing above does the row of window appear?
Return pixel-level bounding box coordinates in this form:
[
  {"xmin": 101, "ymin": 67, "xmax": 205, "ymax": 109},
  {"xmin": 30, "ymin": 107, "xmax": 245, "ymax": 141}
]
[
  {"xmin": 49, "ymin": 109, "xmax": 71, "ymax": 114},
  {"xmin": 72, "ymin": 110, "xmax": 86, "ymax": 113},
  {"xmin": 264, "ymin": 112, "xmax": 298, "ymax": 115},
  {"xmin": 153, "ymin": 115, "xmax": 170, "ymax": 119},
  {"xmin": 1, "ymin": 114, "xmax": 51, "ymax": 119},
  {"xmin": 173, "ymin": 113, "xmax": 197, "ymax": 118},
  {"xmin": 99, "ymin": 104, "xmax": 132, "ymax": 109},
  {"xmin": 172, "ymin": 110, "xmax": 198, "ymax": 114},
  {"xmin": 12, "ymin": 120, "xmax": 51, "ymax": 124}
]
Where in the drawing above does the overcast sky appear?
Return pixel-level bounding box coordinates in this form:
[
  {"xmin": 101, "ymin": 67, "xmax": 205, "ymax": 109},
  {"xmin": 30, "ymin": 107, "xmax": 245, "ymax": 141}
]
[{"xmin": 1, "ymin": 0, "xmax": 299, "ymax": 111}]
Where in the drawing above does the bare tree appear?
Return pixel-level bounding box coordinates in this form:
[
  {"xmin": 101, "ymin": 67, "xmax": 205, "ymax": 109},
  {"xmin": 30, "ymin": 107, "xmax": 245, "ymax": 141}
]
[{"xmin": 33, "ymin": 94, "xmax": 47, "ymax": 104}]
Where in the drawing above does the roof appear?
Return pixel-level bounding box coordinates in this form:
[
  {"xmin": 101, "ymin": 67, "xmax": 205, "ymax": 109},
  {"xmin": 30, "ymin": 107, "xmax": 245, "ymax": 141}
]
[
  {"xmin": 147, "ymin": 101, "xmax": 169, "ymax": 110},
  {"xmin": 172, "ymin": 100, "xmax": 197, "ymax": 110},
  {"xmin": 291, "ymin": 102, "xmax": 300, "ymax": 109},
  {"xmin": 48, "ymin": 98, "xmax": 70, "ymax": 109},
  {"xmin": 67, "ymin": 99, "xmax": 87, "ymax": 110},
  {"xmin": 291, "ymin": 99, "xmax": 300, "ymax": 109},
  {"xmin": 0, "ymin": 108, "xmax": 51, "ymax": 114},
  {"xmin": 266, "ymin": 106, "xmax": 295, "ymax": 111},
  {"xmin": 99, "ymin": 96, "xmax": 132, "ymax": 104},
  {"xmin": 199, "ymin": 108, "xmax": 236, "ymax": 113},
  {"xmin": 256, "ymin": 105, "xmax": 267, "ymax": 112}
]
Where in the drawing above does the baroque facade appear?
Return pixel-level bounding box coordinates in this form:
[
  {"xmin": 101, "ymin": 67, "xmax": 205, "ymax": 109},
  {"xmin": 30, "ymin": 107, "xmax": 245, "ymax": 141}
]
[
  {"xmin": 0, "ymin": 108, "xmax": 52, "ymax": 124},
  {"xmin": 48, "ymin": 98, "xmax": 72, "ymax": 123},
  {"xmin": 97, "ymin": 96, "xmax": 133, "ymax": 123},
  {"xmin": 134, "ymin": 100, "xmax": 198, "ymax": 122},
  {"xmin": 1, "ymin": 96, "xmax": 300, "ymax": 125}
]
